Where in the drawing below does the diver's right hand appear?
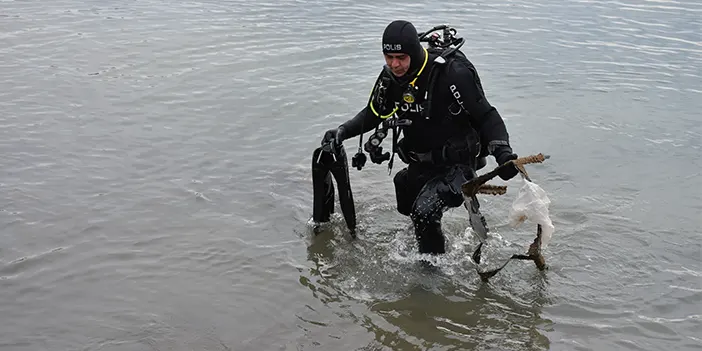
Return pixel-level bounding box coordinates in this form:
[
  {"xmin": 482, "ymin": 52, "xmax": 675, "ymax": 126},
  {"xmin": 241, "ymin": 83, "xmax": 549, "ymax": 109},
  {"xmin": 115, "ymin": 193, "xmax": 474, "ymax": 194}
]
[{"xmin": 321, "ymin": 126, "xmax": 347, "ymax": 151}]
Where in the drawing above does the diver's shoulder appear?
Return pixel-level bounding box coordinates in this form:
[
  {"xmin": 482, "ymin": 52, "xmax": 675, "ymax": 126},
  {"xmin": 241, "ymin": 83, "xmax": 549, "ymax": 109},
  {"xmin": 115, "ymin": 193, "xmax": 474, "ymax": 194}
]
[
  {"xmin": 442, "ymin": 52, "xmax": 482, "ymax": 82},
  {"xmin": 446, "ymin": 50, "xmax": 475, "ymax": 68}
]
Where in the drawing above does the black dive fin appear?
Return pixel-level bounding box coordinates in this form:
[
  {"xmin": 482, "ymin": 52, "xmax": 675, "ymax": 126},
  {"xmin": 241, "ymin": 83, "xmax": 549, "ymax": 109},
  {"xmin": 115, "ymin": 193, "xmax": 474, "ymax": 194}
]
[
  {"xmin": 328, "ymin": 144, "xmax": 356, "ymax": 236},
  {"xmin": 311, "ymin": 143, "xmax": 357, "ymax": 236},
  {"xmin": 312, "ymin": 146, "xmax": 335, "ymax": 224}
]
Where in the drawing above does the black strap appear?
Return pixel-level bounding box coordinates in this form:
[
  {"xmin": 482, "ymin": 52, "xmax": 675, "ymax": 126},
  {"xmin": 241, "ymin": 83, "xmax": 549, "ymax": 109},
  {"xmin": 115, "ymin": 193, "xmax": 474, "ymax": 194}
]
[
  {"xmin": 388, "ymin": 123, "xmax": 398, "ymax": 174},
  {"xmin": 422, "ymin": 56, "xmax": 447, "ymax": 120}
]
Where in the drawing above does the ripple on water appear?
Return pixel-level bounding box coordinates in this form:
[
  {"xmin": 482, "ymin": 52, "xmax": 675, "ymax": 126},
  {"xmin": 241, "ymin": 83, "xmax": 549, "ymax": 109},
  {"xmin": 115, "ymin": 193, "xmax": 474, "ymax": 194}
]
[{"xmin": 1, "ymin": 0, "xmax": 701, "ymax": 350}]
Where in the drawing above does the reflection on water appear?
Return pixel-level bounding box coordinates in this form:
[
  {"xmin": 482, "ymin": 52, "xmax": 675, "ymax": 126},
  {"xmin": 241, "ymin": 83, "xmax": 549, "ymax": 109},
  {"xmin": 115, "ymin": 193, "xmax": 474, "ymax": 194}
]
[
  {"xmin": 366, "ymin": 283, "xmax": 552, "ymax": 351},
  {"xmin": 300, "ymin": 220, "xmax": 554, "ymax": 351},
  {"xmin": 2, "ymin": 0, "xmax": 700, "ymax": 349}
]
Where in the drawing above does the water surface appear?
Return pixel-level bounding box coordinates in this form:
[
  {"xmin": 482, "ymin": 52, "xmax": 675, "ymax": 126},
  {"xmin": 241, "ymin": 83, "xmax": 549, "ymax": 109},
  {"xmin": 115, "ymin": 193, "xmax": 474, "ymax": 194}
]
[{"xmin": 1, "ymin": 0, "xmax": 700, "ymax": 350}]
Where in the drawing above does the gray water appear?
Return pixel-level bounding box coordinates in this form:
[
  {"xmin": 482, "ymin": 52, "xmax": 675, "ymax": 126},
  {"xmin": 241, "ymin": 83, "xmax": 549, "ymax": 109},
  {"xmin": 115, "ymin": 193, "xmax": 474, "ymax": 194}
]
[{"xmin": 1, "ymin": 0, "xmax": 700, "ymax": 350}]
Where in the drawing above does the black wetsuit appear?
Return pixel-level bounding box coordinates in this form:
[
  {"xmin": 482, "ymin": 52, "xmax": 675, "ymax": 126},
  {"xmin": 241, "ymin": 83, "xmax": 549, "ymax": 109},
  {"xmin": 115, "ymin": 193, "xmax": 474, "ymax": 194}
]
[
  {"xmin": 337, "ymin": 48, "xmax": 515, "ymax": 254},
  {"xmin": 320, "ymin": 20, "xmax": 518, "ymax": 254}
]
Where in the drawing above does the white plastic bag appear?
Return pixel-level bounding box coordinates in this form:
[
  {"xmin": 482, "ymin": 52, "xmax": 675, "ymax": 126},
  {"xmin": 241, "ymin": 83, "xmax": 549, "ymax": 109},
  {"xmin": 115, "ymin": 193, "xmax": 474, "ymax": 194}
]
[{"xmin": 508, "ymin": 178, "xmax": 555, "ymax": 249}]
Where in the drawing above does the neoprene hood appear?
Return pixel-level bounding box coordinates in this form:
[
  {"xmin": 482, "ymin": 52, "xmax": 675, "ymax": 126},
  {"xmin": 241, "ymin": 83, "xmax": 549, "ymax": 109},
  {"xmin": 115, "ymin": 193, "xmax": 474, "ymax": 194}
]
[{"xmin": 382, "ymin": 20, "xmax": 424, "ymax": 77}]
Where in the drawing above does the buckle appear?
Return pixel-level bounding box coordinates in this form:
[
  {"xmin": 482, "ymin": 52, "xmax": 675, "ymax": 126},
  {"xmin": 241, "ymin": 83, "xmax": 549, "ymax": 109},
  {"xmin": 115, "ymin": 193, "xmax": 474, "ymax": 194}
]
[{"xmin": 407, "ymin": 151, "xmax": 434, "ymax": 164}]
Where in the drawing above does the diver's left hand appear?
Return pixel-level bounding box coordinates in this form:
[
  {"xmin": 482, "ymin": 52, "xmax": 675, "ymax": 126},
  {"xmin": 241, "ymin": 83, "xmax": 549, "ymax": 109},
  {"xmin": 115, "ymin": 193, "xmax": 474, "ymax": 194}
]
[
  {"xmin": 494, "ymin": 148, "xmax": 519, "ymax": 181},
  {"xmin": 322, "ymin": 127, "xmax": 346, "ymax": 145},
  {"xmin": 321, "ymin": 126, "xmax": 347, "ymax": 154}
]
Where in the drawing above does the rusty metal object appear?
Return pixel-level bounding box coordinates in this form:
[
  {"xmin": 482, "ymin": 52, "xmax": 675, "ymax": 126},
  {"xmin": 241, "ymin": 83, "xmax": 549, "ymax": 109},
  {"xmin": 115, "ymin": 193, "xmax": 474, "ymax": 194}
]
[
  {"xmin": 477, "ymin": 184, "xmax": 507, "ymax": 195},
  {"xmin": 475, "ymin": 226, "xmax": 547, "ymax": 282},
  {"xmin": 528, "ymin": 225, "xmax": 547, "ymax": 271},
  {"xmin": 465, "ymin": 153, "xmax": 550, "ymax": 282},
  {"xmin": 462, "ymin": 153, "xmax": 549, "ymax": 199}
]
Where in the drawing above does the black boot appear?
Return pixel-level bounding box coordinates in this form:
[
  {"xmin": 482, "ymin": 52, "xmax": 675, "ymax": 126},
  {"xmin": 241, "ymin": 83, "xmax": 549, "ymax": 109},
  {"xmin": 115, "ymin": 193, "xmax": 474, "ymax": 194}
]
[
  {"xmin": 414, "ymin": 220, "xmax": 446, "ymax": 254},
  {"xmin": 410, "ymin": 189, "xmax": 448, "ymax": 255}
]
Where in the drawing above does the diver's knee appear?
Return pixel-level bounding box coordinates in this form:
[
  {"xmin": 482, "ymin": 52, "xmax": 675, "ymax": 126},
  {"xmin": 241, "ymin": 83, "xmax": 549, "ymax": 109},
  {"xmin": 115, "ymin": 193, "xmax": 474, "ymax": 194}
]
[
  {"xmin": 393, "ymin": 168, "xmax": 408, "ymax": 187},
  {"xmin": 410, "ymin": 196, "xmax": 443, "ymax": 226},
  {"xmin": 394, "ymin": 168, "xmax": 413, "ymax": 216}
]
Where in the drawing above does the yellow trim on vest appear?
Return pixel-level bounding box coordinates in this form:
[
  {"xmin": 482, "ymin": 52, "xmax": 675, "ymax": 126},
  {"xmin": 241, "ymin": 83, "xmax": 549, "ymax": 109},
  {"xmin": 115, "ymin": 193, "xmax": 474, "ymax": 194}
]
[{"xmin": 369, "ymin": 48, "xmax": 429, "ymax": 119}]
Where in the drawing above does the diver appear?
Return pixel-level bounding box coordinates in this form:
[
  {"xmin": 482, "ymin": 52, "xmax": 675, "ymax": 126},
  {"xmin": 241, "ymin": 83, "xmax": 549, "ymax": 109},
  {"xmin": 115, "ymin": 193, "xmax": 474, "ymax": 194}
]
[{"xmin": 319, "ymin": 20, "xmax": 521, "ymax": 254}]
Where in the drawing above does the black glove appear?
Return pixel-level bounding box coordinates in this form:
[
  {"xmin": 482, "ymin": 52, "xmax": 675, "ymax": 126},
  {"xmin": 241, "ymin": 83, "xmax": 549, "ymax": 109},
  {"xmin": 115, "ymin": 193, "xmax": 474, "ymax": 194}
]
[
  {"xmin": 494, "ymin": 146, "xmax": 519, "ymax": 181},
  {"xmin": 321, "ymin": 126, "xmax": 347, "ymax": 154}
]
